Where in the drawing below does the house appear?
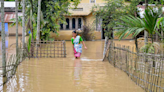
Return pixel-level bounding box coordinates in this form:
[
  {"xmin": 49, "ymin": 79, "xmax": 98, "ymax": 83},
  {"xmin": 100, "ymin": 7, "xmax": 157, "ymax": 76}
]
[
  {"xmin": 51, "ymin": 0, "xmax": 106, "ymax": 40},
  {"xmin": 2, "ymin": 1, "xmax": 160, "ymax": 40},
  {"xmin": 1, "ymin": 1, "xmax": 105, "ymax": 40},
  {"xmin": 0, "ymin": 1, "xmax": 22, "ymax": 36}
]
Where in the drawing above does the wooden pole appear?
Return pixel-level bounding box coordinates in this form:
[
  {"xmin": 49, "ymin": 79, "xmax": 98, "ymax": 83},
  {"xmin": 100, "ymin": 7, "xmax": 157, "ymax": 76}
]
[
  {"xmin": 113, "ymin": 43, "xmax": 115, "ymax": 67},
  {"xmin": 144, "ymin": 0, "xmax": 148, "ymax": 45},
  {"xmin": 36, "ymin": 0, "xmax": 42, "ymax": 46},
  {"xmin": 103, "ymin": 36, "xmax": 108, "ymax": 57},
  {"xmin": 22, "ymin": 0, "xmax": 25, "ymax": 48},
  {"xmin": 15, "ymin": 0, "xmax": 19, "ymax": 56},
  {"xmin": 1, "ymin": 0, "xmax": 6, "ymax": 77}
]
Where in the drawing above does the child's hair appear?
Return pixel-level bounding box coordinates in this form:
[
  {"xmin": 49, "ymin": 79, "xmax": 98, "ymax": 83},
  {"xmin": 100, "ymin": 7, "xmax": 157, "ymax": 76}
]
[{"xmin": 72, "ymin": 30, "xmax": 77, "ymax": 34}]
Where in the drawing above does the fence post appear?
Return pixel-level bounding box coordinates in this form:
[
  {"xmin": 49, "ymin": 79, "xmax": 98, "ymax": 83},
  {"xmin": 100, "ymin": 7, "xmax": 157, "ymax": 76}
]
[
  {"xmin": 125, "ymin": 46, "xmax": 128, "ymax": 75},
  {"xmin": 103, "ymin": 36, "xmax": 108, "ymax": 58},
  {"xmin": 64, "ymin": 41, "xmax": 66, "ymax": 58},
  {"xmin": 113, "ymin": 43, "xmax": 115, "ymax": 67},
  {"xmin": 108, "ymin": 41, "xmax": 111, "ymax": 63}
]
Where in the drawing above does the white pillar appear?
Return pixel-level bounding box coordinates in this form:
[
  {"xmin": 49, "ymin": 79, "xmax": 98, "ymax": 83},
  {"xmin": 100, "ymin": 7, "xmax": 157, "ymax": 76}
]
[
  {"xmin": 75, "ymin": 18, "xmax": 78, "ymax": 30},
  {"xmin": 69, "ymin": 18, "xmax": 72, "ymax": 30},
  {"xmin": 81, "ymin": 17, "xmax": 83, "ymax": 30}
]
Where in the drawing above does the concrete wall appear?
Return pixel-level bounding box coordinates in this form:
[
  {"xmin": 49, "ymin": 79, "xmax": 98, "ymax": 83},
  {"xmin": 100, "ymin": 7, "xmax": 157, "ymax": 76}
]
[
  {"xmin": 8, "ymin": 23, "xmax": 22, "ymax": 36},
  {"xmin": 84, "ymin": 13, "xmax": 95, "ymax": 26},
  {"xmin": 50, "ymin": 30, "xmax": 101, "ymax": 40},
  {"xmin": 50, "ymin": 30, "xmax": 73, "ymax": 40}
]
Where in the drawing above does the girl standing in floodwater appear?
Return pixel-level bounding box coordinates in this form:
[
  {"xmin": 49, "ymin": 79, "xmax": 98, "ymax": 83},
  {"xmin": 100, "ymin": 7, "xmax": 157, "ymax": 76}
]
[{"xmin": 71, "ymin": 31, "xmax": 87, "ymax": 59}]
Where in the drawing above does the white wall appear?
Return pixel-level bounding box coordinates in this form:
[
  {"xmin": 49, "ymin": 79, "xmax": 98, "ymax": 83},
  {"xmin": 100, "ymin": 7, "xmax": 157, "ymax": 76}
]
[{"xmin": 0, "ymin": 1, "xmax": 15, "ymax": 8}]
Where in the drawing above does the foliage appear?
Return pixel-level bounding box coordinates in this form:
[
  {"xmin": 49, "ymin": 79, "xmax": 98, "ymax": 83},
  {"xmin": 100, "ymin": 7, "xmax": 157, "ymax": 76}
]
[
  {"xmin": 27, "ymin": 33, "xmax": 32, "ymax": 52},
  {"xmin": 157, "ymin": 17, "xmax": 164, "ymax": 29},
  {"xmin": 40, "ymin": 0, "xmax": 80, "ymax": 41},
  {"xmin": 140, "ymin": 42, "xmax": 160, "ymax": 53},
  {"xmin": 125, "ymin": 0, "xmax": 164, "ymax": 5},
  {"xmin": 4, "ymin": 0, "xmax": 15, "ymax": 1},
  {"xmin": 10, "ymin": 16, "xmax": 22, "ymax": 27},
  {"xmin": 115, "ymin": 8, "xmax": 161, "ymax": 42},
  {"xmin": 115, "ymin": 15, "xmax": 145, "ymax": 40},
  {"xmin": 10, "ymin": 0, "xmax": 80, "ymax": 41},
  {"xmin": 115, "ymin": 7, "xmax": 162, "ymax": 53},
  {"xmin": 157, "ymin": 17, "xmax": 164, "ymax": 41},
  {"xmin": 143, "ymin": 8, "xmax": 161, "ymax": 39},
  {"xmin": 92, "ymin": 0, "xmax": 140, "ymax": 38},
  {"xmin": 124, "ymin": 0, "xmax": 141, "ymax": 17}
]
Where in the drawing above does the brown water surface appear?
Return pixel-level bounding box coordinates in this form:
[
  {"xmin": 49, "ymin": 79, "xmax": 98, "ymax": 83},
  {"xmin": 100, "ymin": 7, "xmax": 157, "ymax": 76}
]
[
  {"xmin": 2, "ymin": 41, "xmax": 144, "ymax": 92},
  {"xmin": 0, "ymin": 37, "xmax": 22, "ymax": 66}
]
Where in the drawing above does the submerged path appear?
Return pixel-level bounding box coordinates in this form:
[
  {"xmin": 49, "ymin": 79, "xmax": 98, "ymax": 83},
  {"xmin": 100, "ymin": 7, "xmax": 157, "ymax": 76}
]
[{"xmin": 3, "ymin": 41, "xmax": 144, "ymax": 92}]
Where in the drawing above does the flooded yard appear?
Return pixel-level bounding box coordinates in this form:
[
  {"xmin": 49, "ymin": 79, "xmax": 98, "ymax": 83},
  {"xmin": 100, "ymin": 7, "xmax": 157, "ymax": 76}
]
[{"xmin": 0, "ymin": 38, "xmax": 144, "ymax": 92}]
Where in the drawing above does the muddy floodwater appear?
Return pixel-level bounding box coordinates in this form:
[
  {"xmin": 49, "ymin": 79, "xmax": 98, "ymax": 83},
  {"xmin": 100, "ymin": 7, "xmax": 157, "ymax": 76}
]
[
  {"xmin": 1, "ymin": 38, "xmax": 144, "ymax": 92},
  {"xmin": 0, "ymin": 37, "xmax": 22, "ymax": 66}
]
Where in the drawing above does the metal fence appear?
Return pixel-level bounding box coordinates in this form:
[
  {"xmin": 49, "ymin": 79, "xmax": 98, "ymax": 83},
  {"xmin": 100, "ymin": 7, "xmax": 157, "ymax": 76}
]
[
  {"xmin": 29, "ymin": 41, "xmax": 66, "ymax": 58},
  {"xmin": 104, "ymin": 41, "xmax": 164, "ymax": 92}
]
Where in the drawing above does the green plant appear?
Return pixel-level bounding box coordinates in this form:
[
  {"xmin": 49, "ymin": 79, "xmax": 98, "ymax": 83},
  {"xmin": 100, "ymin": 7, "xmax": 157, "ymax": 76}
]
[
  {"xmin": 10, "ymin": 16, "xmax": 23, "ymax": 27},
  {"xmin": 140, "ymin": 42, "xmax": 160, "ymax": 53},
  {"xmin": 10, "ymin": 0, "xmax": 80, "ymax": 41},
  {"xmin": 115, "ymin": 8, "xmax": 162, "ymax": 52},
  {"xmin": 93, "ymin": 0, "xmax": 140, "ymax": 39},
  {"xmin": 92, "ymin": 0, "xmax": 126, "ymax": 38},
  {"xmin": 157, "ymin": 17, "xmax": 164, "ymax": 41},
  {"xmin": 40, "ymin": 0, "xmax": 80, "ymax": 40},
  {"xmin": 27, "ymin": 33, "xmax": 32, "ymax": 52}
]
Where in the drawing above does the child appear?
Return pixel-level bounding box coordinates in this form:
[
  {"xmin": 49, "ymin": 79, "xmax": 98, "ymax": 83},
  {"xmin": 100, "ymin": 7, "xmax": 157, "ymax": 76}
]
[{"xmin": 71, "ymin": 31, "xmax": 87, "ymax": 59}]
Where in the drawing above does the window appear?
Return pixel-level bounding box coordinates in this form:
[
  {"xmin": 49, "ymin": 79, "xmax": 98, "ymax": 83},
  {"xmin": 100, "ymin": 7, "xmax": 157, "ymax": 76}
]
[
  {"xmin": 66, "ymin": 18, "xmax": 69, "ymax": 29},
  {"xmin": 78, "ymin": 18, "xmax": 82, "ymax": 28},
  {"xmin": 60, "ymin": 24, "xmax": 63, "ymax": 30},
  {"xmin": 72, "ymin": 18, "xmax": 76, "ymax": 29},
  {"xmin": 90, "ymin": 0, "xmax": 95, "ymax": 3}
]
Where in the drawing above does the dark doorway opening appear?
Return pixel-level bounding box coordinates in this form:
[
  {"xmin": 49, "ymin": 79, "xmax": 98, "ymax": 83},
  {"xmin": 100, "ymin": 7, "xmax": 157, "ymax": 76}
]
[
  {"xmin": 137, "ymin": 31, "xmax": 144, "ymax": 38},
  {"xmin": 66, "ymin": 18, "xmax": 69, "ymax": 29},
  {"xmin": 72, "ymin": 18, "xmax": 75, "ymax": 29}
]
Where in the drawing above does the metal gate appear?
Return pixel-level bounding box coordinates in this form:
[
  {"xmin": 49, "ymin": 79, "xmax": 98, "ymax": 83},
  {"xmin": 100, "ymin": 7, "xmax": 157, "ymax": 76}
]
[{"xmin": 29, "ymin": 41, "xmax": 66, "ymax": 58}]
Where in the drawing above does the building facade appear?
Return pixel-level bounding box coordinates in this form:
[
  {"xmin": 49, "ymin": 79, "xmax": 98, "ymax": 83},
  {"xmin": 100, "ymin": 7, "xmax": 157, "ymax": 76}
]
[
  {"xmin": 51, "ymin": 0, "xmax": 106, "ymax": 40},
  {"xmin": 0, "ymin": 2, "xmax": 22, "ymax": 36}
]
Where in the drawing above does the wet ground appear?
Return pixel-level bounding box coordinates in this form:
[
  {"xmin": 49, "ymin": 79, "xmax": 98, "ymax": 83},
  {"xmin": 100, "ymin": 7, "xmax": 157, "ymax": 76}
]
[{"xmin": 1, "ymin": 39, "xmax": 144, "ymax": 92}]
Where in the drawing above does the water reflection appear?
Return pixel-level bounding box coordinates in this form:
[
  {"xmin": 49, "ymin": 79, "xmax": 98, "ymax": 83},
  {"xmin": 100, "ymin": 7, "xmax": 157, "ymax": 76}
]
[{"xmin": 74, "ymin": 59, "xmax": 82, "ymax": 86}]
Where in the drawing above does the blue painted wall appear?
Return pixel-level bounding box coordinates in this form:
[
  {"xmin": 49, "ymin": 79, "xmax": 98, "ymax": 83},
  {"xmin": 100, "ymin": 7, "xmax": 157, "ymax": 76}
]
[
  {"xmin": 0, "ymin": 23, "xmax": 8, "ymax": 35},
  {"xmin": 0, "ymin": 23, "xmax": 9, "ymax": 49}
]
